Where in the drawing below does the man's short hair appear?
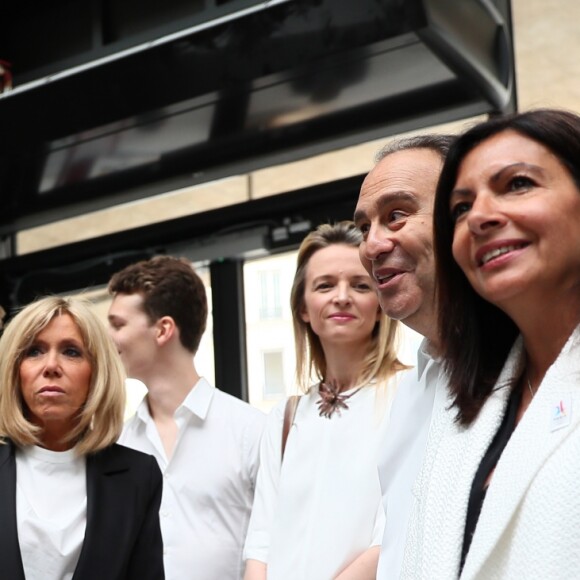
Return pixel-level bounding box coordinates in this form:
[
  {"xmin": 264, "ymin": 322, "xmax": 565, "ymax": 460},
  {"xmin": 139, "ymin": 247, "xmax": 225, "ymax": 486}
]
[
  {"xmin": 375, "ymin": 134, "xmax": 455, "ymax": 164},
  {"xmin": 109, "ymin": 256, "xmax": 208, "ymax": 353}
]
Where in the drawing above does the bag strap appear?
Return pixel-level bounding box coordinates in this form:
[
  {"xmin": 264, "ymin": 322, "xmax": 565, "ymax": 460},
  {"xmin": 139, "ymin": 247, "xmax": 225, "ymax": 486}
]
[{"xmin": 281, "ymin": 395, "xmax": 301, "ymax": 462}]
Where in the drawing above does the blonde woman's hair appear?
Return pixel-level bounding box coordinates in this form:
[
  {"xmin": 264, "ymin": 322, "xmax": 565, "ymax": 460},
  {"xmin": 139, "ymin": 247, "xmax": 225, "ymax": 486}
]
[
  {"xmin": 0, "ymin": 296, "xmax": 126, "ymax": 455},
  {"xmin": 290, "ymin": 221, "xmax": 407, "ymax": 392}
]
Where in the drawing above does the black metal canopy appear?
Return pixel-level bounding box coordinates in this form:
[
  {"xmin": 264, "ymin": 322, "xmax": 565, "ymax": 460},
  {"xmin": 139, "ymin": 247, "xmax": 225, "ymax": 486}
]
[{"xmin": 0, "ymin": 0, "xmax": 516, "ymax": 233}]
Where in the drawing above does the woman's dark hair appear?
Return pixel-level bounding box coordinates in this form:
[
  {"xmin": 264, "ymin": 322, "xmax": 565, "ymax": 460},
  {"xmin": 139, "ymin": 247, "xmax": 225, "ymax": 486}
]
[{"xmin": 434, "ymin": 108, "xmax": 580, "ymax": 425}]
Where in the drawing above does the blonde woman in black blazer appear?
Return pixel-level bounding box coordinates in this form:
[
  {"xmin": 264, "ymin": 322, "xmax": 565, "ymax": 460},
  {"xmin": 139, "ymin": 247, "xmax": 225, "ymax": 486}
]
[{"xmin": 0, "ymin": 296, "xmax": 164, "ymax": 580}]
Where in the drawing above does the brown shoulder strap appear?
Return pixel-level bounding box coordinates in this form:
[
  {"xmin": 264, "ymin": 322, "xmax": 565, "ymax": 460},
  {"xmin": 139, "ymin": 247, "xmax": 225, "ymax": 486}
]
[{"xmin": 281, "ymin": 395, "xmax": 301, "ymax": 462}]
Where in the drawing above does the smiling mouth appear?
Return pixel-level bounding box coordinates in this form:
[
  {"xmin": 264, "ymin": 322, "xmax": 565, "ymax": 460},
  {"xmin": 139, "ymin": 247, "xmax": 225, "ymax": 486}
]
[
  {"xmin": 479, "ymin": 243, "xmax": 527, "ymax": 266},
  {"xmin": 375, "ymin": 272, "xmax": 403, "ymax": 284}
]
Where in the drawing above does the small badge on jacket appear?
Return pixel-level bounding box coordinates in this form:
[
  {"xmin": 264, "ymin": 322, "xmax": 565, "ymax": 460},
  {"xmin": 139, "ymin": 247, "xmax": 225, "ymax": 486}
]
[{"xmin": 549, "ymin": 397, "xmax": 572, "ymax": 432}]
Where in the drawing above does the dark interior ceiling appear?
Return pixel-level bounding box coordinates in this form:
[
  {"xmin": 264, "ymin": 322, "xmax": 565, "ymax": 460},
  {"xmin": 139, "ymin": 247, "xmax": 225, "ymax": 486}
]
[{"xmin": 0, "ymin": 0, "xmax": 516, "ymax": 307}]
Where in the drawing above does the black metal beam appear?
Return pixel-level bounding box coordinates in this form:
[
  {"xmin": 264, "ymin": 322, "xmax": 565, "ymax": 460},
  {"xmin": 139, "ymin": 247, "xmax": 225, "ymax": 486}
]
[
  {"xmin": 210, "ymin": 258, "xmax": 248, "ymax": 401},
  {"xmin": 0, "ymin": 0, "xmax": 516, "ymax": 228}
]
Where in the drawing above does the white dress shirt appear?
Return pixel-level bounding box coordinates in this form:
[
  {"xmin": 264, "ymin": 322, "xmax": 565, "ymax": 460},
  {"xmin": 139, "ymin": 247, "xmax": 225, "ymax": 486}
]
[
  {"xmin": 244, "ymin": 381, "xmax": 395, "ymax": 580},
  {"xmin": 119, "ymin": 377, "xmax": 266, "ymax": 580},
  {"xmin": 376, "ymin": 339, "xmax": 448, "ymax": 580},
  {"xmin": 16, "ymin": 445, "xmax": 87, "ymax": 580}
]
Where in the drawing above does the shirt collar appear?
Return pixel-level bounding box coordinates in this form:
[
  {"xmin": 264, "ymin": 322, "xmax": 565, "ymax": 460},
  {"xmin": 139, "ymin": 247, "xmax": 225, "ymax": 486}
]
[
  {"xmin": 416, "ymin": 338, "xmax": 436, "ymax": 380},
  {"xmin": 135, "ymin": 396, "xmax": 152, "ymax": 423},
  {"xmin": 135, "ymin": 377, "xmax": 215, "ymax": 423},
  {"xmin": 179, "ymin": 377, "xmax": 214, "ymax": 421}
]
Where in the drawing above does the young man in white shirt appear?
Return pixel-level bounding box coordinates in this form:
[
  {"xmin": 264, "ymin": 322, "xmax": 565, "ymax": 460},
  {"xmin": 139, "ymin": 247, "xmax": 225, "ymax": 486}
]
[
  {"xmin": 108, "ymin": 256, "xmax": 265, "ymax": 580},
  {"xmin": 354, "ymin": 134, "xmax": 454, "ymax": 579}
]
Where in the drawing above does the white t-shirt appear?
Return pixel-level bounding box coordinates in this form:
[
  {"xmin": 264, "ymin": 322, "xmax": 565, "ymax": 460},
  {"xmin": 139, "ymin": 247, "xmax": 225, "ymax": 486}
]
[
  {"xmin": 376, "ymin": 339, "xmax": 448, "ymax": 580},
  {"xmin": 119, "ymin": 377, "xmax": 265, "ymax": 580},
  {"xmin": 244, "ymin": 381, "xmax": 395, "ymax": 580},
  {"xmin": 16, "ymin": 445, "xmax": 87, "ymax": 580}
]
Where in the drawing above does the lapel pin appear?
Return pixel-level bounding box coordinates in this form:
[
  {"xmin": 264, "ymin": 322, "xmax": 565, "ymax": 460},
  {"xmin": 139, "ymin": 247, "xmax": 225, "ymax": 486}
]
[{"xmin": 549, "ymin": 397, "xmax": 572, "ymax": 432}]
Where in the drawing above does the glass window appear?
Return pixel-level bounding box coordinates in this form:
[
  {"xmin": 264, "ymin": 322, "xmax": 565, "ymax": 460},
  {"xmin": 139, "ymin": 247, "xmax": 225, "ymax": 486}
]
[
  {"xmin": 262, "ymin": 350, "xmax": 285, "ymax": 398},
  {"xmin": 259, "ymin": 269, "xmax": 282, "ymax": 319},
  {"xmin": 244, "ymin": 250, "xmax": 297, "ymax": 412},
  {"xmin": 193, "ymin": 263, "xmax": 215, "ymax": 387}
]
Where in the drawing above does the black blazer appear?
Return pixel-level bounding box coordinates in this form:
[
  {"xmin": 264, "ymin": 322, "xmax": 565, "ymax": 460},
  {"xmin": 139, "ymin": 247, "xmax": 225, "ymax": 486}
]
[{"xmin": 0, "ymin": 440, "xmax": 164, "ymax": 580}]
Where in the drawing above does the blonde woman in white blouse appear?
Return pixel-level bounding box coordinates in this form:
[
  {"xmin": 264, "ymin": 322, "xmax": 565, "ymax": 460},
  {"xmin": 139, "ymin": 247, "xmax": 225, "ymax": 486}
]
[{"xmin": 244, "ymin": 222, "xmax": 407, "ymax": 580}]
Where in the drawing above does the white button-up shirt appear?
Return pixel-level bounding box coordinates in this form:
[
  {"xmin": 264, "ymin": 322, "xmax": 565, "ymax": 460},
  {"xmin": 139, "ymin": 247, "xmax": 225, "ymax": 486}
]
[
  {"xmin": 376, "ymin": 339, "xmax": 448, "ymax": 580},
  {"xmin": 119, "ymin": 377, "xmax": 265, "ymax": 580}
]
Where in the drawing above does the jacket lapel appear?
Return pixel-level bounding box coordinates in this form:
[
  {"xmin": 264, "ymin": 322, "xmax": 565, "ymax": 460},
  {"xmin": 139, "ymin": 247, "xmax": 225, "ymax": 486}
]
[
  {"xmin": 0, "ymin": 441, "xmax": 26, "ymax": 580},
  {"xmin": 431, "ymin": 382, "xmax": 512, "ymax": 578},
  {"xmin": 73, "ymin": 446, "xmax": 133, "ymax": 580},
  {"xmin": 463, "ymin": 329, "xmax": 580, "ymax": 579}
]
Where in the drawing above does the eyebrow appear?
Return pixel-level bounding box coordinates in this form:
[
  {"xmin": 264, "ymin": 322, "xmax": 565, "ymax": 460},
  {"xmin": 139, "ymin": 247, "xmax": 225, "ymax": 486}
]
[
  {"xmin": 311, "ymin": 273, "xmax": 371, "ymax": 285},
  {"xmin": 451, "ymin": 162, "xmax": 546, "ymax": 203},
  {"xmin": 449, "ymin": 188, "xmax": 470, "ymax": 204},
  {"xmin": 29, "ymin": 337, "xmax": 83, "ymax": 347},
  {"xmin": 354, "ymin": 190, "xmax": 418, "ymax": 223},
  {"xmin": 490, "ymin": 162, "xmax": 545, "ymax": 184},
  {"xmin": 311, "ymin": 274, "xmax": 334, "ymax": 284},
  {"xmin": 60, "ymin": 338, "xmax": 84, "ymax": 348}
]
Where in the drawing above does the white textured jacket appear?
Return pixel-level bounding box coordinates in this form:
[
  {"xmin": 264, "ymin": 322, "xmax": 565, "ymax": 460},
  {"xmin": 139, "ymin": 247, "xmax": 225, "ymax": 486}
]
[{"xmin": 402, "ymin": 326, "xmax": 580, "ymax": 580}]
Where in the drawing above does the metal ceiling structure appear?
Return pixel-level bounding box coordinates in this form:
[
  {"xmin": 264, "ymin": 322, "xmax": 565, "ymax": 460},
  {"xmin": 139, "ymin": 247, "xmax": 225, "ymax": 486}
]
[{"xmin": 1, "ymin": 0, "xmax": 515, "ymax": 232}]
